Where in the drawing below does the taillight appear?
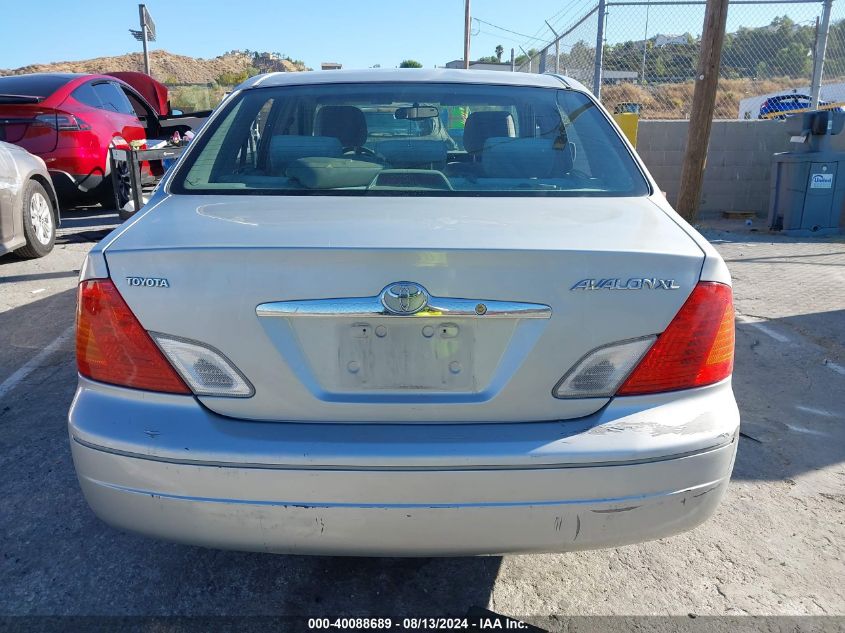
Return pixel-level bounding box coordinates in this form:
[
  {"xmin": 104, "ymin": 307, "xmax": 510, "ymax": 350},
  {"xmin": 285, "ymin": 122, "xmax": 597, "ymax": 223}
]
[
  {"xmin": 617, "ymin": 282, "xmax": 734, "ymax": 395},
  {"xmin": 76, "ymin": 279, "xmax": 190, "ymax": 394},
  {"xmin": 34, "ymin": 113, "xmax": 90, "ymax": 131}
]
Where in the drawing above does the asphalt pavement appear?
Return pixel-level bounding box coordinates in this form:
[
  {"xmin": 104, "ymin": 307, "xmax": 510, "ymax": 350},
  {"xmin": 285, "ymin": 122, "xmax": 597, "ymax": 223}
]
[{"xmin": 0, "ymin": 208, "xmax": 843, "ymax": 625}]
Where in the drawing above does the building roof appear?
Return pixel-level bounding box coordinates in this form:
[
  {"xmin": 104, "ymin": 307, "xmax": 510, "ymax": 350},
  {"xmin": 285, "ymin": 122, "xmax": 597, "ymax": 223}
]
[{"xmin": 239, "ymin": 68, "xmax": 586, "ymax": 92}]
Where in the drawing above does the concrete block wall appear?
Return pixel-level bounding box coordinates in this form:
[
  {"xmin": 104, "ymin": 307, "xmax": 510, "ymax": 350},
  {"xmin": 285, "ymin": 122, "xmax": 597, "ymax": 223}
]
[{"xmin": 635, "ymin": 119, "xmax": 845, "ymax": 215}]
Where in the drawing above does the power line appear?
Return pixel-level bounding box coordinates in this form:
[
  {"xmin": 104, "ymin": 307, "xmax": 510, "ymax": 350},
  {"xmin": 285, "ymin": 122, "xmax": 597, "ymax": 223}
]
[
  {"xmin": 475, "ymin": 29, "xmax": 529, "ymax": 45},
  {"xmin": 473, "ymin": 17, "xmax": 537, "ymax": 40}
]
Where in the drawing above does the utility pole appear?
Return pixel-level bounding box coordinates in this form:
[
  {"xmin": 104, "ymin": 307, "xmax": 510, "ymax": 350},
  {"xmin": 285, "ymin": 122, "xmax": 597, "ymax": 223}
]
[
  {"xmin": 810, "ymin": 0, "xmax": 833, "ymax": 108},
  {"xmin": 676, "ymin": 0, "xmax": 729, "ymax": 223},
  {"xmin": 464, "ymin": 0, "xmax": 471, "ymax": 69},
  {"xmin": 592, "ymin": 0, "xmax": 607, "ymax": 98},
  {"xmin": 510, "ymin": 48, "xmax": 515, "ymax": 72}
]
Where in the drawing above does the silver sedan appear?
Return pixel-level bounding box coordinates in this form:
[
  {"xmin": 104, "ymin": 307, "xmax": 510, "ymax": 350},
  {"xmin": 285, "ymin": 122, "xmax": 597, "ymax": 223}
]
[
  {"xmin": 0, "ymin": 140, "xmax": 60, "ymax": 258},
  {"xmin": 70, "ymin": 70, "xmax": 738, "ymax": 556}
]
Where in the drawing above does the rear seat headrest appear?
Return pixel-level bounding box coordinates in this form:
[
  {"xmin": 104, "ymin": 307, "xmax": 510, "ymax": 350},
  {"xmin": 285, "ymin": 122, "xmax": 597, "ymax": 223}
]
[
  {"xmin": 481, "ymin": 137, "xmax": 573, "ymax": 179},
  {"xmin": 463, "ymin": 111, "xmax": 516, "ymax": 154},
  {"xmin": 377, "ymin": 140, "xmax": 447, "ymax": 168},
  {"xmin": 269, "ymin": 136, "xmax": 343, "ymax": 173},
  {"xmin": 314, "ymin": 105, "xmax": 368, "ymax": 148}
]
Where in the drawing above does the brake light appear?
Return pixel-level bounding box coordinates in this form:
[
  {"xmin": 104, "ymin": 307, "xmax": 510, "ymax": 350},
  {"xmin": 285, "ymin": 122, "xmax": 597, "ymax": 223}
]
[
  {"xmin": 76, "ymin": 279, "xmax": 190, "ymax": 394},
  {"xmin": 617, "ymin": 282, "xmax": 734, "ymax": 395},
  {"xmin": 34, "ymin": 113, "xmax": 90, "ymax": 131}
]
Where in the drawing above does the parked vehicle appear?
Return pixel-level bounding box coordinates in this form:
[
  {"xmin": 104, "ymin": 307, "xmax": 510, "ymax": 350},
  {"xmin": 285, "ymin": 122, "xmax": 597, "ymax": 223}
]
[
  {"xmin": 758, "ymin": 93, "xmax": 844, "ymax": 120},
  {"xmin": 70, "ymin": 69, "xmax": 738, "ymax": 556},
  {"xmin": 0, "ymin": 140, "xmax": 59, "ymax": 258},
  {"xmin": 0, "ymin": 72, "xmax": 194, "ymax": 209}
]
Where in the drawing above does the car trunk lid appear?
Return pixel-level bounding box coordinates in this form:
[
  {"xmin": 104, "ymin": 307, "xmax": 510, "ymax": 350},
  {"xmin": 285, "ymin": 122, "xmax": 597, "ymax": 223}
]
[
  {"xmin": 0, "ymin": 103, "xmax": 59, "ymax": 154},
  {"xmin": 103, "ymin": 194, "xmax": 704, "ymax": 423}
]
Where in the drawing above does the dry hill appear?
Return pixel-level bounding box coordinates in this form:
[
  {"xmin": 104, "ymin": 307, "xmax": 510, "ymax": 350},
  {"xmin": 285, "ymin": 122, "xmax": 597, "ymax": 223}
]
[{"xmin": 0, "ymin": 49, "xmax": 307, "ymax": 84}]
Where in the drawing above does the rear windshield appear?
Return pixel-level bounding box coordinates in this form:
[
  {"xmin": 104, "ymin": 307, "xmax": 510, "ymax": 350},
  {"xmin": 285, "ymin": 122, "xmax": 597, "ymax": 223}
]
[
  {"xmin": 0, "ymin": 74, "xmax": 73, "ymax": 101},
  {"xmin": 172, "ymin": 82, "xmax": 649, "ymax": 197}
]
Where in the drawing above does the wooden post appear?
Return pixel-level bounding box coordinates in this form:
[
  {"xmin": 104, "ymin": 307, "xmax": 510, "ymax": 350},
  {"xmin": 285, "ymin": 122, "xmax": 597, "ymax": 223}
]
[{"xmin": 676, "ymin": 0, "xmax": 729, "ymax": 223}]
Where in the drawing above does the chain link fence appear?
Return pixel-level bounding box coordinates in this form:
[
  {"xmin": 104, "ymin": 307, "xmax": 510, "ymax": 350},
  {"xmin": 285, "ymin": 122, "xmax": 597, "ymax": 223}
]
[{"xmin": 515, "ymin": 0, "xmax": 844, "ymax": 120}]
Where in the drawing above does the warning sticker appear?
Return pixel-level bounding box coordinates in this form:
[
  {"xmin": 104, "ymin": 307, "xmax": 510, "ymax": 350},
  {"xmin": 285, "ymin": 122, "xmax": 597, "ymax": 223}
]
[{"xmin": 810, "ymin": 173, "xmax": 834, "ymax": 189}]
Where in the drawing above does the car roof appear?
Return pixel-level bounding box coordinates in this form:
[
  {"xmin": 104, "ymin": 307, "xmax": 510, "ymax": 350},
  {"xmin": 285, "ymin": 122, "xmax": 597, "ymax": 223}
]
[
  {"xmin": 1, "ymin": 72, "xmax": 160, "ymax": 112},
  {"xmin": 0, "ymin": 72, "xmax": 87, "ymax": 81},
  {"xmin": 0, "ymin": 73, "xmax": 88, "ymax": 98},
  {"xmin": 238, "ymin": 68, "xmax": 586, "ymax": 92}
]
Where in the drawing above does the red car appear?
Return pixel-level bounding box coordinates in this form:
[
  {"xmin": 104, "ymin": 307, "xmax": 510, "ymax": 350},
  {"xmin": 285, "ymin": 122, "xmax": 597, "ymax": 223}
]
[{"xmin": 0, "ymin": 72, "xmax": 169, "ymax": 208}]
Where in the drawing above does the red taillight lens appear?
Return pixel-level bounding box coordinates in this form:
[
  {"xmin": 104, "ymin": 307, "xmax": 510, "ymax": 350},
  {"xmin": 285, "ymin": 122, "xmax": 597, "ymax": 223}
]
[
  {"xmin": 34, "ymin": 113, "xmax": 90, "ymax": 131},
  {"xmin": 617, "ymin": 282, "xmax": 734, "ymax": 396},
  {"xmin": 76, "ymin": 279, "xmax": 190, "ymax": 394}
]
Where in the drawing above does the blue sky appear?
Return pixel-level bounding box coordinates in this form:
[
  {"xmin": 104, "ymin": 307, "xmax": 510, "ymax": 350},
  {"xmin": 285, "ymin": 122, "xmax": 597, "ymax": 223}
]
[
  {"xmin": 0, "ymin": 0, "xmax": 640, "ymax": 70},
  {"xmin": 0, "ymin": 0, "xmax": 804, "ymax": 71}
]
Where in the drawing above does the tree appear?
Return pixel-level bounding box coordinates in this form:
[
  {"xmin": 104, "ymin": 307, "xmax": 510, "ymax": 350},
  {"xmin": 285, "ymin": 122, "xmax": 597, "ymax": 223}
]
[
  {"xmin": 399, "ymin": 59, "xmax": 423, "ymax": 68},
  {"xmin": 495, "ymin": 45, "xmax": 504, "ymax": 62}
]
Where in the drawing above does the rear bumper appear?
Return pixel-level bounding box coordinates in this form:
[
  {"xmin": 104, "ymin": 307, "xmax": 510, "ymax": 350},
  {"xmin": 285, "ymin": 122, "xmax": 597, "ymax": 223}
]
[{"xmin": 69, "ymin": 377, "xmax": 739, "ymax": 556}]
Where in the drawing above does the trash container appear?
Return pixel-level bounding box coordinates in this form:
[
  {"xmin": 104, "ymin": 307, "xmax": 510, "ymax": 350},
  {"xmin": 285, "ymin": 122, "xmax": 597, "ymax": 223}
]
[{"xmin": 768, "ymin": 110, "xmax": 845, "ymax": 236}]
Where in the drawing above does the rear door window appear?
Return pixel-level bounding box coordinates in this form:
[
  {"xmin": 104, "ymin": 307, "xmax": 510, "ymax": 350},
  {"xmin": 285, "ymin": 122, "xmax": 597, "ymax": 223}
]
[
  {"xmin": 93, "ymin": 82, "xmax": 136, "ymax": 116},
  {"xmin": 72, "ymin": 83, "xmax": 102, "ymax": 108}
]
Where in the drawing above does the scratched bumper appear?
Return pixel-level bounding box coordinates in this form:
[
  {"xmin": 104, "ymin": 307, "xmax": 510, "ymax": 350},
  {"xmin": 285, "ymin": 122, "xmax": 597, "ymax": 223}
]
[{"xmin": 69, "ymin": 377, "xmax": 739, "ymax": 556}]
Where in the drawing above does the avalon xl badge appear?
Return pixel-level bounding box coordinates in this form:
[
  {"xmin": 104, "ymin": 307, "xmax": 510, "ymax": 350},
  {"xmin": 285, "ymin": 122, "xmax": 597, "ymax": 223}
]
[
  {"xmin": 381, "ymin": 282, "xmax": 429, "ymax": 315},
  {"xmin": 571, "ymin": 278, "xmax": 681, "ymax": 291}
]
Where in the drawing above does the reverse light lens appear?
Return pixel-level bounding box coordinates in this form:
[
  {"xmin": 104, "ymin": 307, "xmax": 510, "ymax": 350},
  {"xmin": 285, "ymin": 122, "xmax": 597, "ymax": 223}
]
[
  {"xmin": 553, "ymin": 336, "xmax": 656, "ymax": 398},
  {"xmin": 151, "ymin": 334, "xmax": 254, "ymax": 397},
  {"xmin": 76, "ymin": 280, "xmax": 190, "ymax": 394},
  {"xmin": 617, "ymin": 282, "xmax": 735, "ymax": 395}
]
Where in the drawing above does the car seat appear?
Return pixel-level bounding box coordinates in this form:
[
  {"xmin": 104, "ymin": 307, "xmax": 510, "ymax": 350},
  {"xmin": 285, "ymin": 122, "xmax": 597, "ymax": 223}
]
[
  {"xmin": 445, "ymin": 111, "xmax": 515, "ymax": 178},
  {"xmin": 314, "ymin": 105, "xmax": 370, "ymax": 155}
]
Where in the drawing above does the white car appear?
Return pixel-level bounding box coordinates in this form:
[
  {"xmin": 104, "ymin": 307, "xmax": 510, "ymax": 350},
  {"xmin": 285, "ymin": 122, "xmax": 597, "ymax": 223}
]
[
  {"xmin": 69, "ymin": 69, "xmax": 738, "ymax": 556},
  {"xmin": 0, "ymin": 140, "xmax": 59, "ymax": 258}
]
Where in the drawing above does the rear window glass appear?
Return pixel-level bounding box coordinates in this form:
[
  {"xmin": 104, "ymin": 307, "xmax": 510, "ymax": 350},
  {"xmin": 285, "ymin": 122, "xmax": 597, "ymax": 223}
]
[
  {"xmin": 172, "ymin": 82, "xmax": 649, "ymax": 197},
  {"xmin": 0, "ymin": 74, "xmax": 75, "ymax": 100}
]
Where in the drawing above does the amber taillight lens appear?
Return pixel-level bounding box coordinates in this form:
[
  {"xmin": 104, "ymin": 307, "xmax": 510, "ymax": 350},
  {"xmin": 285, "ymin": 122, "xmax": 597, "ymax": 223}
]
[
  {"xmin": 617, "ymin": 282, "xmax": 734, "ymax": 395},
  {"xmin": 76, "ymin": 279, "xmax": 190, "ymax": 394}
]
